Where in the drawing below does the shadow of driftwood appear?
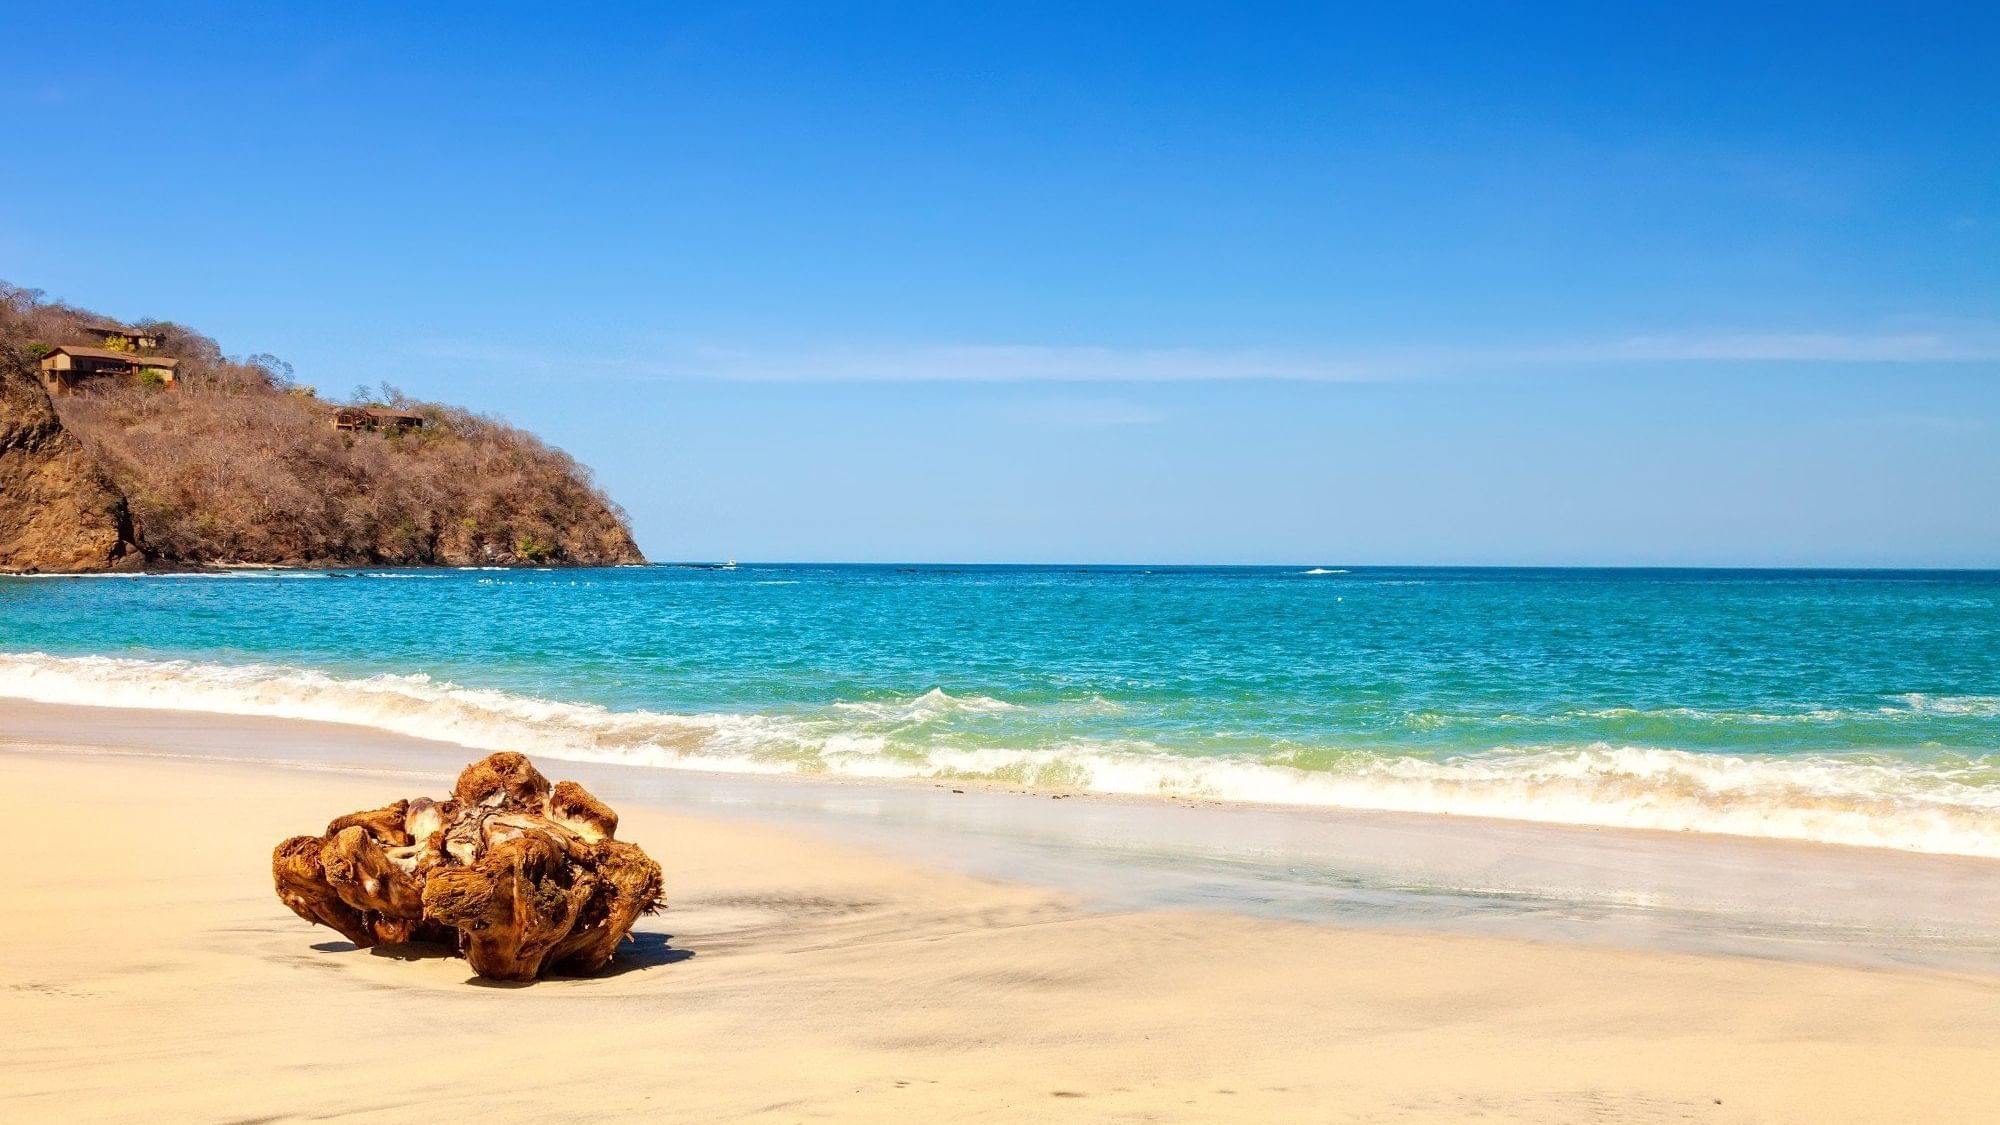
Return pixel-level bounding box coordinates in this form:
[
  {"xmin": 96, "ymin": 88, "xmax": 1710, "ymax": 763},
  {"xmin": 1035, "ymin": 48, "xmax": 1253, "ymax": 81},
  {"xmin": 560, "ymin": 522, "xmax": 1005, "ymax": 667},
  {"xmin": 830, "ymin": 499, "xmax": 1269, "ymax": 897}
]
[
  {"xmin": 310, "ymin": 929, "xmax": 691, "ymax": 985},
  {"xmin": 368, "ymin": 940, "xmax": 458, "ymax": 963},
  {"xmin": 458, "ymin": 932, "xmax": 694, "ymax": 987},
  {"xmin": 601, "ymin": 930, "xmax": 695, "ymax": 974},
  {"xmin": 464, "ymin": 975, "xmax": 537, "ymax": 991}
]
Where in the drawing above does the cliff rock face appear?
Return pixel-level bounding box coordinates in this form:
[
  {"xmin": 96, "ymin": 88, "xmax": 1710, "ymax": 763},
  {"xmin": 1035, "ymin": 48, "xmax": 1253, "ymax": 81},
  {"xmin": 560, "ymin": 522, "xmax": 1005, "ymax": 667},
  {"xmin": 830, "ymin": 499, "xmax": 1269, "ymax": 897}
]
[{"xmin": 0, "ymin": 367, "xmax": 139, "ymax": 573}]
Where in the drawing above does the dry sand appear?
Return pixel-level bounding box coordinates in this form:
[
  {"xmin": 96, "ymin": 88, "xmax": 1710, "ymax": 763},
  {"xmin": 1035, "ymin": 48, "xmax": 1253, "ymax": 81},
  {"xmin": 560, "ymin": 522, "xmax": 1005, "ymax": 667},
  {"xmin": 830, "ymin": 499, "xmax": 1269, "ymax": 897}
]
[{"xmin": 3, "ymin": 746, "xmax": 1998, "ymax": 1124}]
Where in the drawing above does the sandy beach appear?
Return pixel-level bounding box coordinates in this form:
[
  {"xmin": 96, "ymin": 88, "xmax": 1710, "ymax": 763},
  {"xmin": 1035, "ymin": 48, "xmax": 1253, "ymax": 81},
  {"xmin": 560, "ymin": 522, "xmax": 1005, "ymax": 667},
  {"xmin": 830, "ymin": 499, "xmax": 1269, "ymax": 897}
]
[{"xmin": 4, "ymin": 719, "xmax": 1999, "ymax": 1123}]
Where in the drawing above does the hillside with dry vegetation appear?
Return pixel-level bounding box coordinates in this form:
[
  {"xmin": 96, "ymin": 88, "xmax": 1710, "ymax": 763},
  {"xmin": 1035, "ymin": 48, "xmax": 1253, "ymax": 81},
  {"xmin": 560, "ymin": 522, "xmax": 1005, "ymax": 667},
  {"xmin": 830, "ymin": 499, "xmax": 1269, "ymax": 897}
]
[{"xmin": 0, "ymin": 282, "xmax": 643, "ymax": 571}]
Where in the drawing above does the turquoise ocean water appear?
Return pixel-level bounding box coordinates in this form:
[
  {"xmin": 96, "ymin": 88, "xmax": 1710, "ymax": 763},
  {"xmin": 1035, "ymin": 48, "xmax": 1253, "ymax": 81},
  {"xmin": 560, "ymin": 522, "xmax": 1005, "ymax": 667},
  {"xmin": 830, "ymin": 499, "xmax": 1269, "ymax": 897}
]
[{"xmin": 2, "ymin": 565, "xmax": 1997, "ymax": 855}]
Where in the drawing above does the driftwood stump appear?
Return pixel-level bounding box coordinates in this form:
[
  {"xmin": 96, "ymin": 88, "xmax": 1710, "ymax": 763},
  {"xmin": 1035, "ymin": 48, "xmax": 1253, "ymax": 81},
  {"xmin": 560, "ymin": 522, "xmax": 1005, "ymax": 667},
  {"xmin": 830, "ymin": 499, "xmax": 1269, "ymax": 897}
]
[{"xmin": 273, "ymin": 752, "xmax": 664, "ymax": 981}]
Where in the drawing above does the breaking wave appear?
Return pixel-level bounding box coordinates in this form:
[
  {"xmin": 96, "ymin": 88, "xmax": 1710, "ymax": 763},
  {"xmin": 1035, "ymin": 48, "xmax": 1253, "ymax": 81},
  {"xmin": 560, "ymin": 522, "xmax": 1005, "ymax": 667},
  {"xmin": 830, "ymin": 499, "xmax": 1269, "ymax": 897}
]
[
  {"xmin": 2, "ymin": 651, "xmax": 1997, "ymax": 858},
  {"xmin": 832, "ymin": 688, "xmax": 1019, "ymax": 722},
  {"xmin": 1894, "ymin": 693, "xmax": 2000, "ymax": 718}
]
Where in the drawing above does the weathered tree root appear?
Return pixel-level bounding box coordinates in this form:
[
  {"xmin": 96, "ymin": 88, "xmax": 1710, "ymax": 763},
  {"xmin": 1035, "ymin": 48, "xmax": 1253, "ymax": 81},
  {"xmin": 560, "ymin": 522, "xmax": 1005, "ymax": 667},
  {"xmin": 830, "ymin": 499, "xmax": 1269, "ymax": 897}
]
[{"xmin": 272, "ymin": 753, "xmax": 665, "ymax": 981}]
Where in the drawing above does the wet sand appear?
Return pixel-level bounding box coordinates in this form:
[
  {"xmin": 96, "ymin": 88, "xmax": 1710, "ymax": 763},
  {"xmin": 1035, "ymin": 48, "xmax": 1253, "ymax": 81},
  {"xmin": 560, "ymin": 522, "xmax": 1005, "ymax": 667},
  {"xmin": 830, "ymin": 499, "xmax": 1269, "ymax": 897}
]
[{"xmin": 3, "ymin": 717, "xmax": 1999, "ymax": 1122}]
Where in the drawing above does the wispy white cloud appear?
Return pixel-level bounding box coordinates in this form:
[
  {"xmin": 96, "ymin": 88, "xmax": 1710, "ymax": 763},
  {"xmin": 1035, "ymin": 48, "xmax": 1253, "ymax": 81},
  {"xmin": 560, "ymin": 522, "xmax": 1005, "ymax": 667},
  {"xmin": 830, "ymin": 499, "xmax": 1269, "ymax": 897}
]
[{"xmin": 408, "ymin": 324, "xmax": 2000, "ymax": 385}]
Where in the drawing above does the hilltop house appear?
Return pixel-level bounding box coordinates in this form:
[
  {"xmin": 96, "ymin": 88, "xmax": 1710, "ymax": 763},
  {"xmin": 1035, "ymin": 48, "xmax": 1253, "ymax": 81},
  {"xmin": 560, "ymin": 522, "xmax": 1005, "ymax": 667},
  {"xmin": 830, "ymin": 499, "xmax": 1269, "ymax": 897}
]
[
  {"xmin": 38, "ymin": 346, "xmax": 180, "ymax": 394},
  {"xmin": 84, "ymin": 324, "xmax": 171, "ymax": 351},
  {"xmin": 332, "ymin": 406, "xmax": 426, "ymax": 433}
]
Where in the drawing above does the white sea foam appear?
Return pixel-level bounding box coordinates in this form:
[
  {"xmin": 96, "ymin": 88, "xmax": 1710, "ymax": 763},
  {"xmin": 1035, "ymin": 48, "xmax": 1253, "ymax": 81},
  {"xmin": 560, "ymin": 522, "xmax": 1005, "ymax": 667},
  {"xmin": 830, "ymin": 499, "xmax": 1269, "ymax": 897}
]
[
  {"xmin": 1894, "ymin": 693, "xmax": 2000, "ymax": 717},
  {"xmin": 0, "ymin": 651, "xmax": 808, "ymax": 774},
  {"xmin": 1422, "ymin": 701, "xmax": 2000, "ymax": 728},
  {"xmin": 1300, "ymin": 568, "xmax": 1348, "ymax": 575},
  {"xmin": 2, "ymin": 652, "xmax": 1996, "ymax": 858},
  {"xmin": 832, "ymin": 688, "xmax": 1019, "ymax": 722}
]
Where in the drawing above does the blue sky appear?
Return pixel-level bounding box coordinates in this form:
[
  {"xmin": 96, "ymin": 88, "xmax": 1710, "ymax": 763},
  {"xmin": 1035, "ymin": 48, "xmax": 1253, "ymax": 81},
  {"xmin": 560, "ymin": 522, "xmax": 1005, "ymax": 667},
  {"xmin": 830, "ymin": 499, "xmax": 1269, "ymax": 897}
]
[{"xmin": 4, "ymin": 2, "xmax": 1996, "ymax": 565}]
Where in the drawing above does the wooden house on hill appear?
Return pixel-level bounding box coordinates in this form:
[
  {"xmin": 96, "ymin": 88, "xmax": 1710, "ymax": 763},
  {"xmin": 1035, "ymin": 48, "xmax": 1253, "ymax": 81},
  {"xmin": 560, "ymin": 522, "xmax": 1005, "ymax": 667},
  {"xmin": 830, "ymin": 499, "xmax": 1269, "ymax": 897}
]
[
  {"xmin": 332, "ymin": 406, "xmax": 426, "ymax": 433},
  {"xmin": 39, "ymin": 345, "xmax": 180, "ymax": 394}
]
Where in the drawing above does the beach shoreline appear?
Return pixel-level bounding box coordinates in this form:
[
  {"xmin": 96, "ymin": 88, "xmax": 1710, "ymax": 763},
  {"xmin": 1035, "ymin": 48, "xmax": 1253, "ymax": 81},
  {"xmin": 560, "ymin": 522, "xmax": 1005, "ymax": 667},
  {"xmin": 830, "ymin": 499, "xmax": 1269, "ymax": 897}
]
[
  {"xmin": 8, "ymin": 698, "xmax": 2000, "ymax": 974},
  {"xmin": 3, "ymin": 721, "xmax": 1999, "ymax": 1122}
]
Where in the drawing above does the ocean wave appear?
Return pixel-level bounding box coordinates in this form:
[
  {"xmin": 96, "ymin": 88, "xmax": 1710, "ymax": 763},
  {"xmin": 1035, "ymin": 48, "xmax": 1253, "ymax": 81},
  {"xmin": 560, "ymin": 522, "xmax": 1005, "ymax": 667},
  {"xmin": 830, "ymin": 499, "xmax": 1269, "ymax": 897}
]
[
  {"xmin": 1, "ymin": 652, "xmax": 1997, "ymax": 857},
  {"xmin": 831, "ymin": 688, "xmax": 1020, "ymax": 722},
  {"xmin": 1567, "ymin": 705, "xmax": 1856, "ymax": 725},
  {"xmin": 1894, "ymin": 693, "xmax": 2000, "ymax": 717},
  {"xmin": 1300, "ymin": 568, "xmax": 1348, "ymax": 576},
  {"xmin": 1395, "ymin": 699, "xmax": 2000, "ymax": 728},
  {"xmin": 0, "ymin": 651, "xmax": 811, "ymax": 773}
]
